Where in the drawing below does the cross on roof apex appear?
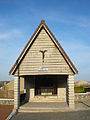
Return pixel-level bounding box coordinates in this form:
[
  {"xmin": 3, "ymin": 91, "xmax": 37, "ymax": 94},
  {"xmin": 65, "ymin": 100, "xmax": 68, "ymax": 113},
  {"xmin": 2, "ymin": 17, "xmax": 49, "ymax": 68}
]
[{"xmin": 41, "ymin": 20, "xmax": 45, "ymax": 24}]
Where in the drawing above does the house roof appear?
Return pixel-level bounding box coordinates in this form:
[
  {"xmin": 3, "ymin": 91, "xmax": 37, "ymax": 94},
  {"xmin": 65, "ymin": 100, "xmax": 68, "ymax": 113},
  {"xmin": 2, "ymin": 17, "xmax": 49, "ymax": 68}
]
[{"xmin": 9, "ymin": 20, "xmax": 78, "ymax": 75}]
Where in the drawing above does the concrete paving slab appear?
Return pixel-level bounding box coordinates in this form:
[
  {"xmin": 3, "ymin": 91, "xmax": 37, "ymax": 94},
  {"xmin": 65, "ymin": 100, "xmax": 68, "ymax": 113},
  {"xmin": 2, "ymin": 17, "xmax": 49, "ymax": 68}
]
[
  {"xmin": 11, "ymin": 110, "xmax": 90, "ymax": 120},
  {"xmin": 20, "ymin": 102, "xmax": 68, "ymax": 108},
  {"xmin": 80, "ymin": 99, "xmax": 90, "ymax": 107}
]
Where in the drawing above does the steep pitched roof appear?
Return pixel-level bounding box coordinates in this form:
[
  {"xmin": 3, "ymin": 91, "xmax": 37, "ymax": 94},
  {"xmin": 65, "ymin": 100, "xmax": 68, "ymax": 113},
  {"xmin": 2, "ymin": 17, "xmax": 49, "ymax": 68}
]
[{"xmin": 9, "ymin": 20, "xmax": 78, "ymax": 75}]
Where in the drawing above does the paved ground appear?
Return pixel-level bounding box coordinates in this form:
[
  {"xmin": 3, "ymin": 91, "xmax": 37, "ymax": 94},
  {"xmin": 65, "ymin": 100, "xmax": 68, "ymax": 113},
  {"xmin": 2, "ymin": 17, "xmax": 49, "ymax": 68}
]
[
  {"xmin": 0, "ymin": 105, "xmax": 13, "ymax": 120},
  {"xmin": 20, "ymin": 102, "xmax": 68, "ymax": 108},
  {"xmin": 79, "ymin": 99, "xmax": 90, "ymax": 107},
  {"xmin": 20, "ymin": 101, "xmax": 89, "ymax": 111},
  {"xmin": 12, "ymin": 110, "xmax": 90, "ymax": 120},
  {"xmin": 12, "ymin": 102, "xmax": 90, "ymax": 120}
]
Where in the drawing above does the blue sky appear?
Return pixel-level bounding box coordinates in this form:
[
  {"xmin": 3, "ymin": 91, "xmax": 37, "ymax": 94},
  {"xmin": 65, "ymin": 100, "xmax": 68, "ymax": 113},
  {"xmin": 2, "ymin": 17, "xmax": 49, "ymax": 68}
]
[{"xmin": 0, "ymin": 0, "xmax": 90, "ymax": 81}]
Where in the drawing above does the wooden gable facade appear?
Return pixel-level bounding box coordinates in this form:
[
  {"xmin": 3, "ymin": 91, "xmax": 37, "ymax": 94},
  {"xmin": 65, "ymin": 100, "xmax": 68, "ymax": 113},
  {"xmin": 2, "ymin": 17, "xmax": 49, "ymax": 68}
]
[
  {"xmin": 9, "ymin": 20, "xmax": 78, "ymax": 76},
  {"xmin": 10, "ymin": 20, "xmax": 78, "ymax": 111}
]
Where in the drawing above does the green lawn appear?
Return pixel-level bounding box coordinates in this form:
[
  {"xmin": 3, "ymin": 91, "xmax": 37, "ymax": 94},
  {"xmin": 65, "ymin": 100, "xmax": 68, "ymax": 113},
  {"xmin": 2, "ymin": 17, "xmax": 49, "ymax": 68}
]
[{"xmin": 74, "ymin": 86, "xmax": 85, "ymax": 93}]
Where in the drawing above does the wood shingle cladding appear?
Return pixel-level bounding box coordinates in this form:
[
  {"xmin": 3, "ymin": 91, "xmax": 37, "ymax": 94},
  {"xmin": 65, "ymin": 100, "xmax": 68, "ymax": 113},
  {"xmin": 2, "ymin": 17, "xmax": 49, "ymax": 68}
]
[{"xmin": 9, "ymin": 20, "xmax": 78, "ymax": 75}]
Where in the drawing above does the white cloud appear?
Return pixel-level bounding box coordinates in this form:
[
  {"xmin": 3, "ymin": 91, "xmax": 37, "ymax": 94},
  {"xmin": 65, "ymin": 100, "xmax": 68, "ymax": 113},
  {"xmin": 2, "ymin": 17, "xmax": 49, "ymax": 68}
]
[
  {"xmin": 0, "ymin": 29, "xmax": 22, "ymax": 40},
  {"xmin": 62, "ymin": 41, "xmax": 90, "ymax": 68},
  {"xmin": 63, "ymin": 41, "xmax": 90, "ymax": 51},
  {"xmin": 36, "ymin": 9, "xmax": 90, "ymax": 29},
  {"xmin": 61, "ymin": 41, "xmax": 90, "ymax": 81}
]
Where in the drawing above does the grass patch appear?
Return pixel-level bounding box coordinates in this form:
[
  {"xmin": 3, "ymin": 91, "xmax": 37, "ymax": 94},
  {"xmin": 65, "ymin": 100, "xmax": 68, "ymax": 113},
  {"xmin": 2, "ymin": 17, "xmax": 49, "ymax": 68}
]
[{"xmin": 74, "ymin": 86, "xmax": 85, "ymax": 93}]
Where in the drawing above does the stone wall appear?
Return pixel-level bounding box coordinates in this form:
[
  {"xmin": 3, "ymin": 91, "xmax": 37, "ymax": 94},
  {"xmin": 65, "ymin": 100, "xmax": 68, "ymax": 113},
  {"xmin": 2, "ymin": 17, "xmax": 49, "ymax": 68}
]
[
  {"xmin": 25, "ymin": 76, "xmax": 35, "ymax": 101},
  {"xmin": 0, "ymin": 98, "xmax": 14, "ymax": 105},
  {"xmin": 67, "ymin": 75, "xmax": 74, "ymax": 109},
  {"xmin": 75, "ymin": 93, "xmax": 90, "ymax": 101},
  {"xmin": 0, "ymin": 90, "xmax": 14, "ymax": 98},
  {"xmin": 57, "ymin": 77, "xmax": 67, "ymax": 102}
]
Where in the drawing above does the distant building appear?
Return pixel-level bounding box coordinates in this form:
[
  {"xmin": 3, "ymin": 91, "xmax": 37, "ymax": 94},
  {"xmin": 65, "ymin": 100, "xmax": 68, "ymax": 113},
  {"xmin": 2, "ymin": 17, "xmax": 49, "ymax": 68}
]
[
  {"xmin": 1, "ymin": 80, "xmax": 24, "ymax": 92},
  {"xmin": 9, "ymin": 20, "xmax": 78, "ymax": 111},
  {"xmin": 0, "ymin": 81, "xmax": 9, "ymax": 90},
  {"xmin": 0, "ymin": 80, "xmax": 24, "ymax": 98}
]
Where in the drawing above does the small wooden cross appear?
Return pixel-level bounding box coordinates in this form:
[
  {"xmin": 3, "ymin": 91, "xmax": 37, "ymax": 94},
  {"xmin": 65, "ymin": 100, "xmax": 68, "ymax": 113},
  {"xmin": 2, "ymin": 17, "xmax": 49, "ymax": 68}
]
[{"xmin": 40, "ymin": 50, "xmax": 47, "ymax": 62}]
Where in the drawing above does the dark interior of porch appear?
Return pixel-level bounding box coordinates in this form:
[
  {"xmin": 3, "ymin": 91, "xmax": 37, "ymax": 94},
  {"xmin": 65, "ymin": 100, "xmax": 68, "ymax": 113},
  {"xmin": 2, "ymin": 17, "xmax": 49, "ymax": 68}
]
[{"xmin": 35, "ymin": 75, "xmax": 57, "ymax": 96}]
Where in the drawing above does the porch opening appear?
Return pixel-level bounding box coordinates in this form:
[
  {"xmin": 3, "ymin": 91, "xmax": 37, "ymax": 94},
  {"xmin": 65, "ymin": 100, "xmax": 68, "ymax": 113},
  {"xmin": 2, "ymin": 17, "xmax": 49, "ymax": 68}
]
[
  {"xmin": 24, "ymin": 75, "xmax": 68, "ymax": 103},
  {"xmin": 35, "ymin": 75, "xmax": 57, "ymax": 96}
]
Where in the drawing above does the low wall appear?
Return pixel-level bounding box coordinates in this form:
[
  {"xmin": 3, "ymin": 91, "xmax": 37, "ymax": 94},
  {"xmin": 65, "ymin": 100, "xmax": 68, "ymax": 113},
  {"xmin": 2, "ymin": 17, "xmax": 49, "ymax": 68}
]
[
  {"xmin": 75, "ymin": 93, "xmax": 90, "ymax": 101},
  {"xmin": 0, "ymin": 93, "xmax": 90, "ymax": 105},
  {"xmin": 0, "ymin": 90, "xmax": 14, "ymax": 98},
  {"xmin": 0, "ymin": 98, "xmax": 14, "ymax": 105}
]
